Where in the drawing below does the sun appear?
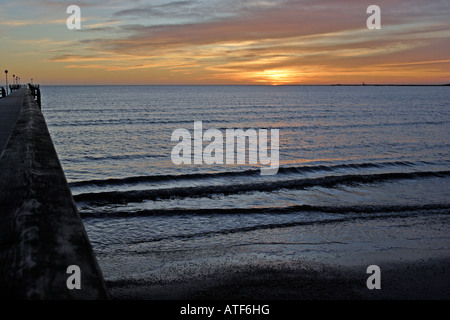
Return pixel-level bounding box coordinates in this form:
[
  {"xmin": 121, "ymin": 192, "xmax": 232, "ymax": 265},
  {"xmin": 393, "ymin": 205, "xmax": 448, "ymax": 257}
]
[{"xmin": 259, "ymin": 69, "xmax": 297, "ymax": 85}]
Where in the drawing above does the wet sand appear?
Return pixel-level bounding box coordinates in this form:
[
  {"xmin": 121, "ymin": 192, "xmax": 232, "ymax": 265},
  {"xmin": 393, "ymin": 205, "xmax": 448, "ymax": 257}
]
[
  {"xmin": 105, "ymin": 257, "xmax": 449, "ymax": 300},
  {"xmin": 98, "ymin": 213, "xmax": 450, "ymax": 300}
]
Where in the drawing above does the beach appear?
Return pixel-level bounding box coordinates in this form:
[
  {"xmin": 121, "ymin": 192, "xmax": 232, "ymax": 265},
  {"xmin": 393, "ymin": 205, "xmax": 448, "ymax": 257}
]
[
  {"xmin": 106, "ymin": 258, "xmax": 450, "ymax": 300},
  {"xmin": 102, "ymin": 212, "xmax": 450, "ymax": 300}
]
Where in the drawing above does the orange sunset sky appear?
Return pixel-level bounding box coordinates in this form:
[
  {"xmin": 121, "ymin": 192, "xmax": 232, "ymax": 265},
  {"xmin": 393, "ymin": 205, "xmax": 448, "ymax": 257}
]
[{"xmin": 0, "ymin": 0, "xmax": 449, "ymax": 85}]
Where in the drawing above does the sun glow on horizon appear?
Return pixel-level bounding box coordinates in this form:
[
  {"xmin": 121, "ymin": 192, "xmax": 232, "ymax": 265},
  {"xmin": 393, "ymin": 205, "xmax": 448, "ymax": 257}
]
[{"xmin": 255, "ymin": 69, "xmax": 303, "ymax": 85}]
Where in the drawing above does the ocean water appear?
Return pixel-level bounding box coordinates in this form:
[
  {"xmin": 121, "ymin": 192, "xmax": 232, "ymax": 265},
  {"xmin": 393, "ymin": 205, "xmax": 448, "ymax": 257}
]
[{"xmin": 41, "ymin": 85, "xmax": 450, "ymax": 280}]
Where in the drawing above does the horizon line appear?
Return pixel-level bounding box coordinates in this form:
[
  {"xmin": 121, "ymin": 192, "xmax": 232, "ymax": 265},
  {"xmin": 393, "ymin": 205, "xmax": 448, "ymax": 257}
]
[{"xmin": 20, "ymin": 83, "xmax": 450, "ymax": 87}]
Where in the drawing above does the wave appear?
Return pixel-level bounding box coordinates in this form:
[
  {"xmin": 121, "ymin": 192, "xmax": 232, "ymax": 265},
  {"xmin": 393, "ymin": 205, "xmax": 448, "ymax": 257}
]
[
  {"xmin": 50, "ymin": 118, "xmax": 230, "ymax": 127},
  {"xmin": 86, "ymin": 206, "xmax": 450, "ymax": 244},
  {"xmin": 69, "ymin": 160, "xmax": 429, "ymax": 188},
  {"xmin": 79, "ymin": 203, "xmax": 450, "ymax": 218},
  {"xmin": 48, "ymin": 114, "xmax": 449, "ymax": 130},
  {"xmin": 73, "ymin": 169, "xmax": 450, "ymax": 204},
  {"xmin": 75, "ymin": 153, "xmax": 166, "ymax": 162}
]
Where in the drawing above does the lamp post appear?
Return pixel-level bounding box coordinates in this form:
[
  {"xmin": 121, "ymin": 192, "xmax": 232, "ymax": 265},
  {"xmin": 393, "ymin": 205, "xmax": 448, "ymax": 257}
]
[{"xmin": 5, "ymin": 70, "xmax": 8, "ymax": 95}]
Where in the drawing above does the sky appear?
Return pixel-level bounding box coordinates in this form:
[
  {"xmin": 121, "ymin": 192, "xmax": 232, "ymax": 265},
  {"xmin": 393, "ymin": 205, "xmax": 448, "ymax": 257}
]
[{"xmin": 0, "ymin": 0, "xmax": 449, "ymax": 85}]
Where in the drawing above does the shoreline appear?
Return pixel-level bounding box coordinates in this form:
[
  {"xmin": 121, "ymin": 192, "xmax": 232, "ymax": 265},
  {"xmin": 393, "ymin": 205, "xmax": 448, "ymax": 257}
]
[
  {"xmin": 99, "ymin": 213, "xmax": 450, "ymax": 300},
  {"xmin": 105, "ymin": 256, "xmax": 450, "ymax": 300}
]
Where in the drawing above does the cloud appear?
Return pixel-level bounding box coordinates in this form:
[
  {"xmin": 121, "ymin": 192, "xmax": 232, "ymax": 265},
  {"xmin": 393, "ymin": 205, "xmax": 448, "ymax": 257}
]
[
  {"xmin": 114, "ymin": 1, "xmax": 199, "ymax": 17},
  {"xmin": 0, "ymin": 18, "xmax": 68, "ymax": 26},
  {"xmin": 15, "ymin": 0, "xmax": 448, "ymax": 84}
]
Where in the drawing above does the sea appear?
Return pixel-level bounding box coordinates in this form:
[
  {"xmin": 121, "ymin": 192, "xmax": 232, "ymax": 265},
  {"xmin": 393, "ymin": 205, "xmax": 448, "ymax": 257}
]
[{"xmin": 41, "ymin": 85, "xmax": 450, "ymax": 282}]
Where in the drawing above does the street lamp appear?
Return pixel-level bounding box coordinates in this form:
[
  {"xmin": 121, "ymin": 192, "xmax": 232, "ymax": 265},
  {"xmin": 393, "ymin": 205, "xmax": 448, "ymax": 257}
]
[{"xmin": 5, "ymin": 70, "xmax": 8, "ymax": 95}]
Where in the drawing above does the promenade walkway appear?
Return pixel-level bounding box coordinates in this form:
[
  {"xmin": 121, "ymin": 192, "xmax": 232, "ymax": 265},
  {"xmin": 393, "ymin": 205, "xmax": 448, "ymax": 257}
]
[{"xmin": 0, "ymin": 88, "xmax": 27, "ymax": 155}]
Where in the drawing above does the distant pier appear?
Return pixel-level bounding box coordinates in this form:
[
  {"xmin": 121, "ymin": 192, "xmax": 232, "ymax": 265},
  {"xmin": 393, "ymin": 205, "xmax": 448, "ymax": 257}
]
[{"xmin": 0, "ymin": 86, "xmax": 109, "ymax": 299}]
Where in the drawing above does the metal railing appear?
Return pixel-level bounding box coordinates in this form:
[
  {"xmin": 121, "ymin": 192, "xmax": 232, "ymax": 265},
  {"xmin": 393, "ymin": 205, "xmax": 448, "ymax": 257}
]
[
  {"xmin": 28, "ymin": 84, "xmax": 41, "ymax": 109},
  {"xmin": 9, "ymin": 84, "xmax": 21, "ymax": 92}
]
